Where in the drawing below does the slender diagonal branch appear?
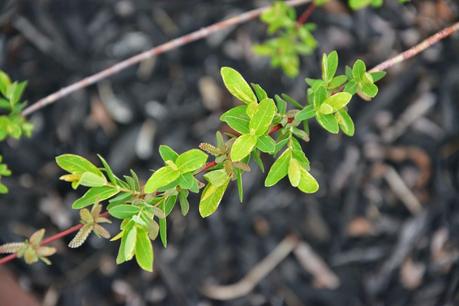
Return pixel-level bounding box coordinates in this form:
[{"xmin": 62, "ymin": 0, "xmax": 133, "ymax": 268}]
[
  {"xmin": 21, "ymin": 0, "xmax": 312, "ymax": 117},
  {"xmin": 370, "ymin": 21, "xmax": 459, "ymax": 72},
  {"xmin": 297, "ymin": 2, "xmax": 316, "ymax": 26},
  {"xmin": 3, "ymin": 19, "xmax": 459, "ymax": 266}
]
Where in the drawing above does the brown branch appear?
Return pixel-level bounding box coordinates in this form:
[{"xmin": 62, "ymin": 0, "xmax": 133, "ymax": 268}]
[
  {"xmin": 370, "ymin": 21, "xmax": 459, "ymax": 72},
  {"xmin": 21, "ymin": 0, "xmax": 312, "ymax": 117},
  {"xmin": 297, "ymin": 2, "xmax": 316, "ymax": 26}
]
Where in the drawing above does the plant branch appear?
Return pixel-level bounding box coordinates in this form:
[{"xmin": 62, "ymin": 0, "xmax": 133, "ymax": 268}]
[
  {"xmin": 370, "ymin": 21, "xmax": 459, "ymax": 72},
  {"xmin": 4, "ymin": 17, "xmax": 459, "ymax": 267},
  {"xmin": 297, "ymin": 2, "xmax": 316, "ymax": 26},
  {"xmin": 21, "ymin": 0, "xmax": 312, "ymax": 117}
]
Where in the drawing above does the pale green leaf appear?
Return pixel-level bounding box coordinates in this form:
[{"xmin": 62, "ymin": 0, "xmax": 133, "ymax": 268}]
[
  {"xmin": 231, "ymin": 134, "xmax": 257, "ymax": 161},
  {"xmin": 199, "ymin": 179, "xmax": 230, "ymax": 218},
  {"xmin": 249, "ymin": 98, "xmax": 276, "ymax": 136},
  {"xmin": 220, "ymin": 67, "xmax": 257, "ymax": 104},
  {"xmin": 144, "ymin": 166, "xmax": 180, "ymax": 193}
]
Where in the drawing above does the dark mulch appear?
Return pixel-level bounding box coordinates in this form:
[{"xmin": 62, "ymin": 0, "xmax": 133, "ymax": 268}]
[{"xmin": 1, "ymin": 0, "xmax": 459, "ymax": 305}]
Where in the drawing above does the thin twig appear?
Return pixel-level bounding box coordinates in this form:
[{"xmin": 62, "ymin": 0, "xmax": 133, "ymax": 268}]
[
  {"xmin": 21, "ymin": 0, "xmax": 312, "ymax": 116},
  {"xmin": 297, "ymin": 2, "xmax": 316, "ymax": 25},
  {"xmin": 370, "ymin": 21, "xmax": 459, "ymax": 72}
]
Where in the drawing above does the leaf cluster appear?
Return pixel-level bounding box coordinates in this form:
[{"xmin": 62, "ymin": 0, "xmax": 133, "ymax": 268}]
[
  {"xmin": 0, "ymin": 71, "xmax": 33, "ymax": 194},
  {"xmin": 253, "ymin": 1, "xmax": 317, "ymax": 77},
  {"xmin": 54, "ymin": 51, "xmax": 384, "ymax": 272}
]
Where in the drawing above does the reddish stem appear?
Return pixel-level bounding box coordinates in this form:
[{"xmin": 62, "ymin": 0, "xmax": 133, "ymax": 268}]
[{"xmin": 297, "ymin": 2, "xmax": 316, "ymax": 26}]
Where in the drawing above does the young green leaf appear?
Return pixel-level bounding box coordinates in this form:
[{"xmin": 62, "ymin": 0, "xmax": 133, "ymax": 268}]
[
  {"xmin": 178, "ymin": 190, "xmax": 190, "ymax": 216},
  {"xmin": 295, "ymin": 105, "xmax": 315, "ymax": 122},
  {"xmin": 235, "ymin": 168, "xmax": 244, "ymax": 203},
  {"xmin": 220, "ymin": 105, "xmax": 250, "ymax": 134},
  {"xmin": 316, "ymin": 113, "xmax": 339, "ymax": 134},
  {"xmin": 265, "ymin": 149, "xmax": 291, "ymax": 187},
  {"xmin": 199, "ymin": 179, "xmax": 230, "ymax": 218},
  {"xmin": 220, "ymin": 67, "xmax": 257, "ymax": 104},
  {"xmin": 297, "ymin": 168, "xmax": 319, "ymax": 193},
  {"xmin": 144, "ymin": 166, "xmax": 180, "ymax": 193},
  {"xmin": 249, "ymin": 98, "xmax": 276, "ymax": 136},
  {"xmin": 109, "ymin": 204, "xmax": 140, "ymax": 219},
  {"xmin": 124, "ymin": 226, "xmax": 137, "ymax": 260},
  {"xmin": 231, "ymin": 134, "xmax": 257, "ymax": 162},
  {"xmin": 251, "ymin": 83, "xmax": 268, "ymax": 101},
  {"xmin": 323, "ymin": 92, "xmax": 352, "ymax": 110},
  {"xmin": 288, "ymin": 158, "xmax": 301, "ymax": 187},
  {"xmin": 336, "ymin": 110, "xmax": 355, "ymax": 136},
  {"xmin": 78, "ymin": 172, "xmax": 107, "ymax": 187},
  {"xmin": 204, "ymin": 169, "xmax": 230, "ymax": 187},
  {"xmin": 175, "ymin": 149, "xmax": 208, "ymax": 173},
  {"xmin": 323, "ymin": 51, "xmax": 338, "ymax": 82},
  {"xmin": 56, "ymin": 154, "xmax": 103, "ymax": 177},
  {"xmin": 319, "ymin": 103, "xmax": 334, "ymax": 115},
  {"xmin": 159, "ymin": 145, "xmax": 179, "ymax": 162},
  {"xmin": 135, "ymin": 229, "xmax": 153, "ymax": 272},
  {"xmin": 72, "ymin": 186, "xmax": 119, "ymax": 209},
  {"xmin": 256, "ymin": 135, "xmax": 276, "ymax": 154},
  {"xmin": 352, "ymin": 59, "xmax": 366, "ymax": 80},
  {"xmin": 159, "ymin": 216, "xmax": 167, "ymax": 248}
]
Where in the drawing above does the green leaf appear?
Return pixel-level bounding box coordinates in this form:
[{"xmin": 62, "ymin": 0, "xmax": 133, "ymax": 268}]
[
  {"xmin": 316, "ymin": 113, "xmax": 339, "ymax": 134},
  {"xmin": 98, "ymin": 154, "xmax": 121, "ymax": 185},
  {"xmin": 220, "ymin": 67, "xmax": 257, "ymax": 104},
  {"xmin": 323, "ymin": 92, "xmax": 352, "ymax": 110},
  {"xmin": 252, "ymin": 150, "xmax": 265, "ymax": 173},
  {"xmin": 109, "ymin": 204, "xmax": 140, "ymax": 219},
  {"xmin": 199, "ymin": 179, "xmax": 230, "ymax": 218},
  {"xmin": 178, "ymin": 190, "xmax": 190, "ymax": 216},
  {"xmin": 361, "ymin": 82, "xmax": 378, "ymax": 98},
  {"xmin": 135, "ymin": 229, "xmax": 153, "ymax": 272},
  {"xmin": 116, "ymin": 230, "xmax": 128, "ymax": 264},
  {"xmin": 352, "ymin": 60, "xmax": 366, "ymax": 80},
  {"xmin": 144, "ymin": 166, "xmax": 180, "ymax": 193},
  {"xmin": 319, "ymin": 103, "xmax": 334, "ymax": 115},
  {"xmin": 265, "ymin": 149, "xmax": 291, "ymax": 187},
  {"xmin": 56, "ymin": 154, "xmax": 103, "ymax": 177},
  {"xmin": 251, "ymin": 83, "xmax": 268, "ymax": 101},
  {"xmin": 159, "ymin": 214, "xmax": 167, "ymax": 248},
  {"xmin": 288, "ymin": 158, "xmax": 301, "ymax": 187},
  {"xmin": 78, "ymin": 171, "xmax": 107, "ymax": 187},
  {"xmin": 204, "ymin": 169, "xmax": 230, "ymax": 187},
  {"xmin": 328, "ymin": 75, "xmax": 348, "ymax": 89},
  {"xmin": 274, "ymin": 95, "xmax": 287, "ymax": 115},
  {"xmin": 220, "ymin": 105, "xmax": 250, "ymax": 134},
  {"xmin": 295, "ymin": 105, "xmax": 315, "ymax": 122},
  {"xmin": 297, "ymin": 169, "xmax": 319, "ymax": 193},
  {"xmin": 256, "ymin": 135, "xmax": 276, "ymax": 154},
  {"xmin": 72, "ymin": 186, "xmax": 119, "ymax": 209},
  {"xmin": 235, "ymin": 168, "xmax": 244, "ymax": 203},
  {"xmin": 370, "ymin": 71, "xmax": 386, "ymax": 82},
  {"xmin": 281, "ymin": 93, "xmax": 303, "ymax": 109},
  {"xmin": 178, "ymin": 173, "xmax": 194, "ymax": 189},
  {"xmin": 250, "ymin": 98, "xmax": 276, "ymax": 136},
  {"xmin": 176, "ymin": 149, "xmax": 208, "ymax": 173},
  {"xmin": 231, "ymin": 134, "xmax": 257, "ymax": 162},
  {"xmin": 163, "ymin": 195, "xmax": 177, "ymax": 216},
  {"xmin": 323, "ymin": 51, "xmax": 338, "ymax": 82},
  {"xmin": 124, "ymin": 226, "xmax": 137, "ymax": 260},
  {"xmin": 159, "ymin": 145, "xmax": 178, "ymax": 162},
  {"xmin": 336, "ymin": 110, "xmax": 355, "ymax": 136}
]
